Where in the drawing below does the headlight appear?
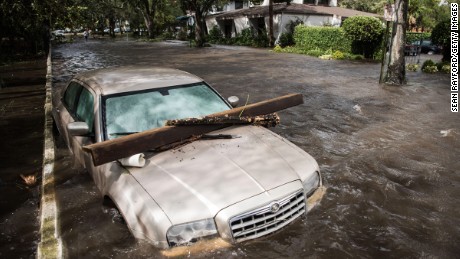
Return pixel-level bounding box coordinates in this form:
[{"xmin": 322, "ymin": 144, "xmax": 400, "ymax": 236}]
[
  {"xmin": 303, "ymin": 171, "xmax": 321, "ymax": 197},
  {"xmin": 166, "ymin": 218, "xmax": 218, "ymax": 247}
]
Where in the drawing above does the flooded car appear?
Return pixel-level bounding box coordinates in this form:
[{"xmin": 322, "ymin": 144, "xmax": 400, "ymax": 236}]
[{"xmin": 51, "ymin": 66, "xmax": 322, "ymax": 249}]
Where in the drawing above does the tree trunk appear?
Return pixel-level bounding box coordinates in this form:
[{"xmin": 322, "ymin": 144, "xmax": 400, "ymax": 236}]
[
  {"xmin": 141, "ymin": 0, "xmax": 156, "ymax": 39},
  {"xmin": 109, "ymin": 18, "xmax": 116, "ymax": 38},
  {"xmin": 195, "ymin": 10, "xmax": 204, "ymax": 47},
  {"xmin": 268, "ymin": 0, "xmax": 275, "ymax": 47},
  {"xmin": 385, "ymin": 0, "xmax": 408, "ymax": 85},
  {"xmin": 145, "ymin": 15, "xmax": 155, "ymax": 38}
]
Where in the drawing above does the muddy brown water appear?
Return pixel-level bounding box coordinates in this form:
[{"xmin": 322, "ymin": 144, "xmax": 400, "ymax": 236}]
[{"xmin": 49, "ymin": 39, "xmax": 459, "ymax": 258}]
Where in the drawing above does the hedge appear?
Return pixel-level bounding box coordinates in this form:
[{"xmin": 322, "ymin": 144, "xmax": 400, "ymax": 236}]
[
  {"xmin": 342, "ymin": 16, "xmax": 384, "ymax": 58},
  {"xmin": 406, "ymin": 32, "xmax": 431, "ymax": 43},
  {"xmin": 293, "ymin": 26, "xmax": 351, "ymax": 53}
]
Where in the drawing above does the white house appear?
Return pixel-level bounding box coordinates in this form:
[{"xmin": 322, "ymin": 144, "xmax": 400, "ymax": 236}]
[{"xmin": 205, "ymin": 0, "xmax": 379, "ymax": 42}]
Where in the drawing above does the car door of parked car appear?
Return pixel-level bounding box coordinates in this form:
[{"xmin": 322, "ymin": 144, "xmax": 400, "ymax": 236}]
[{"xmin": 58, "ymin": 81, "xmax": 96, "ymax": 166}]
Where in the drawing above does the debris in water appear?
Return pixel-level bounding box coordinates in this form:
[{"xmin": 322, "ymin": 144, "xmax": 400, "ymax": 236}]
[
  {"xmin": 440, "ymin": 129, "xmax": 456, "ymax": 137},
  {"xmin": 20, "ymin": 173, "xmax": 37, "ymax": 186},
  {"xmin": 353, "ymin": 104, "xmax": 362, "ymax": 114}
]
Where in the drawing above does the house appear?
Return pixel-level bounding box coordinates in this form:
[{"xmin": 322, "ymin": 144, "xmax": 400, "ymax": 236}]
[{"xmin": 205, "ymin": 0, "xmax": 380, "ymax": 42}]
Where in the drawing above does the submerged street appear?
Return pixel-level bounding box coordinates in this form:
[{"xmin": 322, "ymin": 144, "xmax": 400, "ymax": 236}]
[{"xmin": 43, "ymin": 39, "xmax": 460, "ymax": 258}]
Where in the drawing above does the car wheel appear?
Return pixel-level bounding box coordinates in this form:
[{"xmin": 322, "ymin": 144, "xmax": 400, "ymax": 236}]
[{"xmin": 428, "ymin": 51, "xmax": 434, "ymax": 55}]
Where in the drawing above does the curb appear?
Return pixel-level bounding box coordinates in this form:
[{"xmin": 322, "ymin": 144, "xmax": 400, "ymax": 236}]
[{"xmin": 37, "ymin": 48, "xmax": 63, "ymax": 259}]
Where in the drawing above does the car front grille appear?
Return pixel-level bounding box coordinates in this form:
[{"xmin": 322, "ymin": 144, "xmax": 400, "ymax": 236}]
[{"xmin": 229, "ymin": 190, "xmax": 306, "ymax": 242}]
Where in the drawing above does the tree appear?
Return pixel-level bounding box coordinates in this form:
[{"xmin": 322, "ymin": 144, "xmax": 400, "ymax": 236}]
[
  {"xmin": 408, "ymin": 0, "xmax": 449, "ymax": 32},
  {"xmin": 127, "ymin": 0, "xmax": 162, "ymax": 39},
  {"xmin": 339, "ymin": 0, "xmax": 387, "ymax": 14},
  {"xmin": 431, "ymin": 19, "xmax": 452, "ymax": 62},
  {"xmin": 0, "ymin": 0, "xmax": 66, "ymax": 56},
  {"xmin": 385, "ymin": 0, "xmax": 408, "ymax": 85},
  {"xmin": 180, "ymin": 0, "xmax": 219, "ymax": 47}
]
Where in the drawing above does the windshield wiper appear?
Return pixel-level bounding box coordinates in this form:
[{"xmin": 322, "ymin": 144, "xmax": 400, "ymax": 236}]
[{"xmin": 201, "ymin": 134, "xmax": 240, "ymax": 139}]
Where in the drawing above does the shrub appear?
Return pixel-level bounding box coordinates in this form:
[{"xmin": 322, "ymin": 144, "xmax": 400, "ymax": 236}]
[
  {"xmin": 332, "ymin": 50, "xmax": 345, "ymax": 60},
  {"xmin": 441, "ymin": 64, "xmax": 451, "ymax": 73},
  {"xmin": 422, "ymin": 59, "xmax": 436, "ymax": 70},
  {"xmin": 353, "ymin": 55, "xmax": 364, "ymax": 60},
  {"xmin": 406, "ymin": 32, "xmax": 431, "ymax": 44},
  {"xmin": 306, "ymin": 48, "xmax": 324, "ymax": 57},
  {"xmin": 293, "ymin": 25, "xmax": 351, "ymax": 53},
  {"xmin": 406, "ymin": 64, "xmax": 419, "ymax": 72},
  {"xmin": 273, "ymin": 45, "xmax": 283, "ymax": 52},
  {"xmin": 236, "ymin": 28, "xmax": 253, "ymax": 46},
  {"xmin": 160, "ymin": 31, "xmax": 174, "ymax": 40},
  {"xmin": 423, "ymin": 65, "xmax": 438, "ymax": 73},
  {"xmin": 343, "ymin": 53, "xmax": 364, "ymax": 60},
  {"xmin": 278, "ymin": 32, "xmax": 294, "ymax": 47},
  {"xmin": 253, "ymin": 29, "xmax": 269, "ymax": 47},
  {"xmin": 319, "ymin": 54, "xmax": 332, "ymax": 60},
  {"xmin": 176, "ymin": 30, "xmax": 187, "ymax": 41},
  {"xmin": 207, "ymin": 25, "xmax": 223, "ymax": 43},
  {"xmin": 436, "ymin": 61, "xmax": 450, "ymax": 71},
  {"xmin": 342, "ymin": 16, "xmax": 384, "ymax": 58}
]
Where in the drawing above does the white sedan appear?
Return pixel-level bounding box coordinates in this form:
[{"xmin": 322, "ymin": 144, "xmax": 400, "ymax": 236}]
[{"xmin": 52, "ymin": 66, "xmax": 322, "ymax": 248}]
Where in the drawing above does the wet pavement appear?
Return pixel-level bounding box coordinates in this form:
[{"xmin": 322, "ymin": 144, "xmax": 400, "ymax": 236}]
[{"xmin": 48, "ymin": 38, "xmax": 459, "ymax": 258}]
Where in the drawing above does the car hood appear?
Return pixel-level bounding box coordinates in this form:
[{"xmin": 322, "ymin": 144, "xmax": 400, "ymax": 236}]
[{"xmin": 128, "ymin": 125, "xmax": 318, "ymax": 225}]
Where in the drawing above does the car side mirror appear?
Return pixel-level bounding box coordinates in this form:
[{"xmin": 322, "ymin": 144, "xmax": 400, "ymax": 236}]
[
  {"xmin": 227, "ymin": 96, "xmax": 239, "ymax": 108},
  {"xmin": 67, "ymin": 121, "xmax": 90, "ymax": 136}
]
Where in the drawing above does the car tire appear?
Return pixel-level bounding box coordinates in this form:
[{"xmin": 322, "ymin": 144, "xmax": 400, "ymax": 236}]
[{"xmin": 428, "ymin": 51, "xmax": 434, "ymax": 55}]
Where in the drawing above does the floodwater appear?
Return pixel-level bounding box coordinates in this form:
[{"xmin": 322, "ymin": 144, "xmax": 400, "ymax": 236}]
[
  {"xmin": 51, "ymin": 38, "xmax": 459, "ymax": 258},
  {"xmin": 0, "ymin": 60, "xmax": 46, "ymax": 259}
]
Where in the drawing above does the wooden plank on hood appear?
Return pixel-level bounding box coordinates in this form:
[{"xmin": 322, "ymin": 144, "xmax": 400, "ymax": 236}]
[{"xmin": 83, "ymin": 93, "xmax": 303, "ymax": 166}]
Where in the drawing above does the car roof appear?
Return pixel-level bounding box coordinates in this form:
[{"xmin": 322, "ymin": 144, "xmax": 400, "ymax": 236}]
[{"xmin": 73, "ymin": 66, "xmax": 204, "ymax": 96}]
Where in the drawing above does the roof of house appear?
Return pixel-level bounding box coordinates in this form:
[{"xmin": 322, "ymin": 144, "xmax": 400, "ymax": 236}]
[{"xmin": 212, "ymin": 3, "xmax": 380, "ymax": 20}]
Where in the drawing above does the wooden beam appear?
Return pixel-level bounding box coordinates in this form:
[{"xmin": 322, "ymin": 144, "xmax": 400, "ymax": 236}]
[{"xmin": 83, "ymin": 93, "xmax": 303, "ymax": 166}]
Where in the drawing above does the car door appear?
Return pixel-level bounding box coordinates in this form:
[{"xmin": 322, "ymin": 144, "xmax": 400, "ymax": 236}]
[{"xmin": 58, "ymin": 81, "xmax": 96, "ymax": 165}]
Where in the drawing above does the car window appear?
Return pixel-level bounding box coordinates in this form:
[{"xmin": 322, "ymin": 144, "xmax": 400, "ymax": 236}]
[
  {"xmin": 103, "ymin": 83, "xmax": 230, "ymax": 140},
  {"xmin": 63, "ymin": 82, "xmax": 82, "ymax": 113},
  {"xmin": 75, "ymin": 87, "xmax": 95, "ymax": 134}
]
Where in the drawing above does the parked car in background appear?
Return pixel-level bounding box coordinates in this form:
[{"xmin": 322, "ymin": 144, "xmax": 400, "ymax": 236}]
[
  {"xmin": 52, "ymin": 66, "xmax": 323, "ymax": 249},
  {"xmin": 51, "ymin": 30, "xmax": 65, "ymax": 41},
  {"xmin": 404, "ymin": 43, "xmax": 419, "ymax": 56},
  {"xmin": 411, "ymin": 39, "xmax": 442, "ymax": 55}
]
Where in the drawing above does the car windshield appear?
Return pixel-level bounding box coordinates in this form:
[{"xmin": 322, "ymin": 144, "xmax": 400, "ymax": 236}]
[{"xmin": 103, "ymin": 83, "xmax": 230, "ymax": 140}]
